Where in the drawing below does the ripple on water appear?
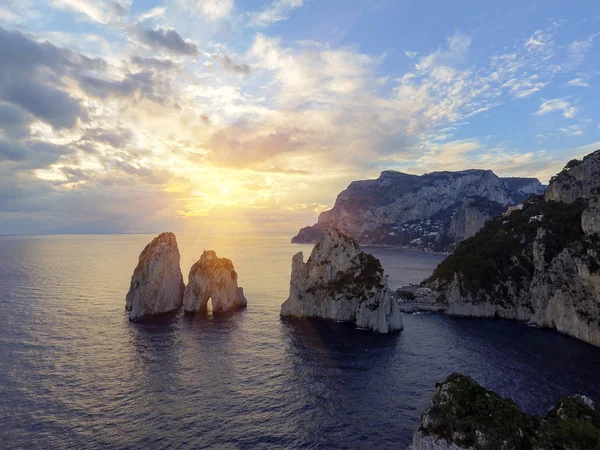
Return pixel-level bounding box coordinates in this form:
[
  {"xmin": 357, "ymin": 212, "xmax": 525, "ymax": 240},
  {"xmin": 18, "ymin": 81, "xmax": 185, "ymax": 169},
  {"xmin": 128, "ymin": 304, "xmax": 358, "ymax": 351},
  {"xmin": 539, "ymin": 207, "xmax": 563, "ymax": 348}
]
[{"xmin": 1, "ymin": 234, "xmax": 600, "ymax": 449}]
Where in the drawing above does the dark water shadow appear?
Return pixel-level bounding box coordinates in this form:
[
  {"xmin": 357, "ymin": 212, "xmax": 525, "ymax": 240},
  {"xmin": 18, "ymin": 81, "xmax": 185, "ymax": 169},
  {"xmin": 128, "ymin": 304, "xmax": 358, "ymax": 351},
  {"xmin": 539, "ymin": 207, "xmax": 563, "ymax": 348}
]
[
  {"xmin": 277, "ymin": 317, "xmax": 404, "ymax": 448},
  {"xmin": 403, "ymin": 314, "xmax": 600, "ymax": 415}
]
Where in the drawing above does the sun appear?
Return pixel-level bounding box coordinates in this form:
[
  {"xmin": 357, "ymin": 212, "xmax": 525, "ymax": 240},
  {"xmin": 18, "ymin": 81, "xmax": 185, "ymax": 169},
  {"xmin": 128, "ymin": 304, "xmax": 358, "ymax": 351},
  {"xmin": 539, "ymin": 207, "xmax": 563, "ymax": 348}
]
[{"xmin": 221, "ymin": 186, "xmax": 230, "ymax": 195}]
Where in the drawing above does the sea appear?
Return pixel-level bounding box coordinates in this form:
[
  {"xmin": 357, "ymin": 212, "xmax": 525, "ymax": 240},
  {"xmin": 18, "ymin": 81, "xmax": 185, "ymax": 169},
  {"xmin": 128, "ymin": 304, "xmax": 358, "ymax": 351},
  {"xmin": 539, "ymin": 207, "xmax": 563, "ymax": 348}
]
[{"xmin": 1, "ymin": 233, "xmax": 600, "ymax": 449}]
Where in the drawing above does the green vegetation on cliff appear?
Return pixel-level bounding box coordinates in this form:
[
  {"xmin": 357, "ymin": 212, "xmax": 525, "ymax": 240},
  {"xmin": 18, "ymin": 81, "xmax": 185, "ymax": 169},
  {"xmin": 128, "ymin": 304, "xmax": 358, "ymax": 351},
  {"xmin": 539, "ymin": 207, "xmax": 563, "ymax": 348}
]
[
  {"xmin": 419, "ymin": 373, "xmax": 600, "ymax": 450},
  {"xmin": 428, "ymin": 196, "xmax": 593, "ymax": 294}
]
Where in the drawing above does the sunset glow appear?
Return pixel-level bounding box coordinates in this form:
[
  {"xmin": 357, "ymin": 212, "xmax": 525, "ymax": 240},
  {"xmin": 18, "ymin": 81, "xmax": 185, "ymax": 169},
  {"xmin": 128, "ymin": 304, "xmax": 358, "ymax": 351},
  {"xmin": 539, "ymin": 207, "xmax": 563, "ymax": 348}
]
[{"xmin": 0, "ymin": 1, "xmax": 599, "ymax": 234}]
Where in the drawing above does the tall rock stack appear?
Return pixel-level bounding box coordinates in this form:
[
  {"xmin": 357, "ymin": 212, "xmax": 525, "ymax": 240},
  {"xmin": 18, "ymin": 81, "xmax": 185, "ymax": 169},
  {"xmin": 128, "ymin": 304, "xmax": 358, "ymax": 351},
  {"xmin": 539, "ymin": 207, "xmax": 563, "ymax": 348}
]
[
  {"xmin": 281, "ymin": 228, "xmax": 403, "ymax": 334},
  {"xmin": 126, "ymin": 232, "xmax": 185, "ymax": 321}
]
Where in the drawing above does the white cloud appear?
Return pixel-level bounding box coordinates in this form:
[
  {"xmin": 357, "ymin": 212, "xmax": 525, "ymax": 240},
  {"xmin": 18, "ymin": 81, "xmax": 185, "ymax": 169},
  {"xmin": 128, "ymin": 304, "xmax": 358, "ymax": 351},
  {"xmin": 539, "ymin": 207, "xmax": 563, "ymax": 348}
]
[
  {"xmin": 178, "ymin": 0, "xmax": 234, "ymax": 21},
  {"xmin": 138, "ymin": 6, "xmax": 166, "ymax": 22},
  {"xmin": 558, "ymin": 124, "xmax": 584, "ymax": 136},
  {"xmin": 404, "ymin": 50, "xmax": 418, "ymax": 58},
  {"xmin": 502, "ymin": 74, "xmax": 546, "ymax": 98},
  {"xmin": 51, "ymin": 0, "xmax": 128, "ymax": 24},
  {"xmin": 535, "ymin": 98, "xmax": 577, "ymax": 118},
  {"xmin": 248, "ymin": 0, "xmax": 303, "ymax": 28},
  {"xmin": 566, "ymin": 78, "xmax": 590, "ymax": 88},
  {"xmin": 415, "ymin": 32, "xmax": 471, "ymax": 71}
]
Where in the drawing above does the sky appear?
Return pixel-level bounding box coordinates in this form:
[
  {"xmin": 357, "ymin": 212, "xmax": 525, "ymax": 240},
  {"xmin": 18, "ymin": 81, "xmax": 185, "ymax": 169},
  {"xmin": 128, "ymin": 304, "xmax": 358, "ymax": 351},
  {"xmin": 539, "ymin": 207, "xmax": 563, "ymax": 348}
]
[{"xmin": 0, "ymin": 0, "xmax": 599, "ymax": 235}]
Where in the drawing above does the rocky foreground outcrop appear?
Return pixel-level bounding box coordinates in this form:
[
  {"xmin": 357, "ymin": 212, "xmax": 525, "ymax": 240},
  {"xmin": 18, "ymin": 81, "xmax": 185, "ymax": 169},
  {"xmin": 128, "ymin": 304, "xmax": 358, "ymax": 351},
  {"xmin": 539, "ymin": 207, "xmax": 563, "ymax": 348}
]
[
  {"xmin": 183, "ymin": 250, "xmax": 247, "ymax": 314},
  {"xmin": 413, "ymin": 373, "xmax": 600, "ymax": 450},
  {"xmin": 280, "ymin": 228, "xmax": 403, "ymax": 334},
  {"xmin": 425, "ymin": 150, "xmax": 600, "ymax": 347},
  {"xmin": 293, "ymin": 170, "xmax": 544, "ymax": 253},
  {"xmin": 126, "ymin": 232, "xmax": 185, "ymax": 321}
]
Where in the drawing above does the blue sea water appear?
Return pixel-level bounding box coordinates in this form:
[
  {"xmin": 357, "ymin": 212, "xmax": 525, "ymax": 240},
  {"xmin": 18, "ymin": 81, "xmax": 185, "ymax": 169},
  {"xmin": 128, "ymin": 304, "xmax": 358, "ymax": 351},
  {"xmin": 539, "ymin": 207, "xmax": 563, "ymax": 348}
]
[{"xmin": 1, "ymin": 234, "xmax": 600, "ymax": 449}]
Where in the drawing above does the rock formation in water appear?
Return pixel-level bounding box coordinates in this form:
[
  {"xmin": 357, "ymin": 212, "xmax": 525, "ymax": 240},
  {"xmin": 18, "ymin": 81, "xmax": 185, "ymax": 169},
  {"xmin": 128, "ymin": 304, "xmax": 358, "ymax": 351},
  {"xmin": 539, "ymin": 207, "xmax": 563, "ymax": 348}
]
[
  {"xmin": 425, "ymin": 150, "xmax": 600, "ymax": 347},
  {"xmin": 413, "ymin": 373, "xmax": 600, "ymax": 450},
  {"xmin": 183, "ymin": 250, "xmax": 247, "ymax": 313},
  {"xmin": 280, "ymin": 228, "xmax": 403, "ymax": 334},
  {"xmin": 292, "ymin": 170, "xmax": 544, "ymax": 253},
  {"xmin": 125, "ymin": 232, "xmax": 185, "ymax": 321}
]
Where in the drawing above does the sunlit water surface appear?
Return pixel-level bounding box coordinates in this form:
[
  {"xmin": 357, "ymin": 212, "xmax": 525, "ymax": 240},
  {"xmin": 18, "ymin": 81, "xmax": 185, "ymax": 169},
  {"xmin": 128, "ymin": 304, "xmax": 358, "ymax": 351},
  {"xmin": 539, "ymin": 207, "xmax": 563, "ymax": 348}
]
[{"xmin": 1, "ymin": 234, "xmax": 600, "ymax": 449}]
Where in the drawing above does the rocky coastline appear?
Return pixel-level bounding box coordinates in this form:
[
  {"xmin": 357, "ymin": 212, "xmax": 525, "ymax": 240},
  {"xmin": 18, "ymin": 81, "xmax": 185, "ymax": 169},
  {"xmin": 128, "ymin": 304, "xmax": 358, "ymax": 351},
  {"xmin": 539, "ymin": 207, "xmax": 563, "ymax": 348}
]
[{"xmin": 418, "ymin": 150, "xmax": 600, "ymax": 347}]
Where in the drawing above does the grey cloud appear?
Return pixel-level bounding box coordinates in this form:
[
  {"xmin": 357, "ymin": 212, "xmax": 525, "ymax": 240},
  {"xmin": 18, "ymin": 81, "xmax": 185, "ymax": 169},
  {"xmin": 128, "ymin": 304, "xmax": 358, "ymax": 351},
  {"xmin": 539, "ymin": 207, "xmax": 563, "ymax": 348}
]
[
  {"xmin": 110, "ymin": 1, "xmax": 128, "ymax": 17},
  {"xmin": 0, "ymin": 27, "xmax": 105, "ymax": 74},
  {"xmin": 139, "ymin": 27, "xmax": 199, "ymax": 56},
  {"xmin": 0, "ymin": 102, "xmax": 31, "ymax": 138},
  {"xmin": 0, "ymin": 139, "xmax": 73, "ymax": 169},
  {"xmin": 131, "ymin": 55, "xmax": 181, "ymax": 71},
  {"xmin": 81, "ymin": 128, "xmax": 132, "ymax": 149},
  {"xmin": 77, "ymin": 71, "xmax": 174, "ymax": 105},
  {"xmin": 1, "ymin": 78, "xmax": 86, "ymax": 129},
  {"xmin": 0, "ymin": 26, "xmax": 105, "ymax": 130},
  {"xmin": 212, "ymin": 54, "xmax": 251, "ymax": 75}
]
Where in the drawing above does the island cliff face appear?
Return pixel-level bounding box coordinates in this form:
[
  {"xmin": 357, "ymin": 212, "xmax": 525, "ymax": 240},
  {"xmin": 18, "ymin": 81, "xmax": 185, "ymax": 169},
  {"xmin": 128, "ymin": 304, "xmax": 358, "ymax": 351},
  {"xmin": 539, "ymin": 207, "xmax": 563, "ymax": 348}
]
[
  {"xmin": 426, "ymin": 150, "xmax": 600, "ymax": 347},
  {"xmin": 293, "ymin": 170, "xmax": 544, "ymax": 253},
  {"xmin": 183, "ymin": 250, "xmax": 247, "ymax": 314},
  {"xmin": 413, "ymin": 373, "xmax": 600, "ymax": 450},
  {"xmin": 125, "ymin": 232, "xmax": 185, "ymax": 321},
  {"xmin": 280, "ymin": 228, "xmax": 403, "ymax": 334}
]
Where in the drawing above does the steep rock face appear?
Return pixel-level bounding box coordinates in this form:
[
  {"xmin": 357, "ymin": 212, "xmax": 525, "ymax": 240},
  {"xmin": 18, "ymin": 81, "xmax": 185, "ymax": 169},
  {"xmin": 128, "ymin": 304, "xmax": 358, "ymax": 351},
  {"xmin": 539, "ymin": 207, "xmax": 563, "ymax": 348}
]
[
  {"xmin": 126, "ymin": 232, "xmax": 185, "ymax": 321},
  {"xmin": 183, "ymin": 250, "xmax": 247, "ymax": 313},
  {"xmin": 448, "ymin": 199, "xmax": 505, "ymax": 244},
  {"xmin": 582, "ymin": 199, "xmax": 600, "ymax": 237},
  {"xmin": 426, "ymin": 150, "xmax": 600, "ymax": 347},
  {"xmin": 293, "ymin": 170, "xmax": 544, "ymax": 253},
  {"xmin": 280, "ymin": 228, "xmax": 403, "ymax": 334},
  {"xmin": 545, "ymin": 150, "xmax": 600, "ymax": 203},
  {"xmin": 414, "ymin": 373, "xmax": 600, "ymax": 450}
]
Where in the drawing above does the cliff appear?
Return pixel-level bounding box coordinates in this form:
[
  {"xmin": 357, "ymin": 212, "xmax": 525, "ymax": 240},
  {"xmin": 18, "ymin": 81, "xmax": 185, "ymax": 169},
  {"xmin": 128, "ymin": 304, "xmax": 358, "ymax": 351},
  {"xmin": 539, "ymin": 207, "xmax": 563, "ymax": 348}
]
[
  {"xmin": 280, "ymin": 228, "xmax": 403, "ymax": 334},
  {"xmin": 125, "ymin": 232, "xmax": 185, "ymax": 321},
  {"xmin": 426, "ymin": 150, "xmax": 600, "ymax": 347},
  {"xmin": 292, "ymin": 170, "xmax": 544, "ymax": 253},
  {"xmin": 413, "ymin": 373, "xmax": 600, "ymax": 450}
]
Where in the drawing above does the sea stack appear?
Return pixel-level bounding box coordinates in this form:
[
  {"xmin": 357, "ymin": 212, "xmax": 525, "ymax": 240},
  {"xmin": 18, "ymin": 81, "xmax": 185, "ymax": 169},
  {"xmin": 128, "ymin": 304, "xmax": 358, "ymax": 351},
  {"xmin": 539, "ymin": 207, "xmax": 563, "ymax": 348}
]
[
  {"xmin": 183, "ymin": 250, "xmax": 247, "ymax": 314},
  {"xmin": 280, "ymin": 228, "xmax": 403, "ymax": 334},
  {"xmin": 125, "ymin": 232, "xmax": 185, "ymax": 321},
  {"xmin": 413, "ymin": 373, "xmax": 600, "ymax": 449}
]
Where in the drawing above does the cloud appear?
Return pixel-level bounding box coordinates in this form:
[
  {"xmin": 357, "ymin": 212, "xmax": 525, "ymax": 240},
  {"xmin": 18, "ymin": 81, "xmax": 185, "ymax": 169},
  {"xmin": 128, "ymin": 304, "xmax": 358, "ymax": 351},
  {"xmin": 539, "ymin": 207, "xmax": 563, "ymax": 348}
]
[
  {"xmin": 558, "ymin": 124, "xmax": 584, "ymax": 136},
  {"xmin": 567, "ymin": 33, "xmax": 598, "ymax": 68},
  {"xmin": 50, "ymin": 0, "xmax": 128, "ymax": 24},
  {"xmin": 204, "ymin": 126, "xmax": 302, "ymax": 168},
  {"xmin": 566, "ymin": 78, "xmax": 590, "ymax": 88},
  {"xmin": 137, "ymin": 6, "xmax": 166, "ymax": 22},
  {"xmin": 138, "ymin": 26, "xmax": 199, "ymax": 56},
  {"xmin": 502, "ymin": 75, "xmax": 546, "ymax": 98},
  {"xmin": 130, "ymin": 55, "xmax": 181, "ymax": 71},
  {"xmin": 415, "ymin": 32, "xmax": 471, "ymax": 71},
  {"xmin": 1, "ymin": 78, "xmax": 86, "ymax": 129},
  {"xmin": 535, "ymin": 98, "xmax": 577, "ymax": 119},
  {"xmin": 212, "ymin": 54, "xmax": 251, "ymax": 75},
  {"xmin": 248, "ymin": 0, "xmax": 303, "ymax": 28},
  {"xmin": 404, "ymin": 50, "xmax": 418, "ymax": 58},
  {"xmin": 181, "ymin": 0, "xmax": 234, "ymax": 21}
]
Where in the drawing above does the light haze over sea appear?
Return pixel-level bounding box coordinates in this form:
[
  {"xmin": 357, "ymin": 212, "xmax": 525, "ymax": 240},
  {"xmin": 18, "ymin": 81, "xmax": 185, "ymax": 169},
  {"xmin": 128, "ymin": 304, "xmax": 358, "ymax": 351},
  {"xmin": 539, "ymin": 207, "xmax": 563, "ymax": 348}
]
[{"xmin": 1, "ymin": 233, "xmax": 600, "ymax": 449}]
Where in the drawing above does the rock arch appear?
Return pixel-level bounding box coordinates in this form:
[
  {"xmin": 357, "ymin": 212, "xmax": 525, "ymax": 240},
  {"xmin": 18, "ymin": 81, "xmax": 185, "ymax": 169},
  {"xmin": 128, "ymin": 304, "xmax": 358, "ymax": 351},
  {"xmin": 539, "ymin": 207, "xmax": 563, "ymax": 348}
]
[{"xmin": 183, "ymin": 250, "xmax": 247, "ymax": 313}]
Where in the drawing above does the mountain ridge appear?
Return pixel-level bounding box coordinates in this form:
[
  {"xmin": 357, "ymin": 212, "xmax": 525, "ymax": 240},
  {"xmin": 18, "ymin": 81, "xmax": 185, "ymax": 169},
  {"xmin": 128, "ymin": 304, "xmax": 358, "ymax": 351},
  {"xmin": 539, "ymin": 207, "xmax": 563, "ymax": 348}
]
[{"xmin": 293, "ymin": 169, "xmax": 545, "ymax": 253}]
